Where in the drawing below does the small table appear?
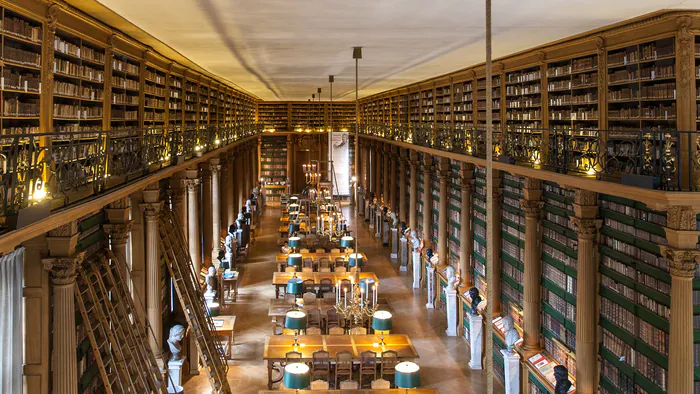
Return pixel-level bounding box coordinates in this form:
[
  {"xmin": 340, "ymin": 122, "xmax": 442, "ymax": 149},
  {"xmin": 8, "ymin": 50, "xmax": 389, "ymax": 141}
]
[
  {"xmin": 212, "ymin": 315, "xmax": 236, "ymax": 358},
  {"xmin": 271, "ymin": 272, "xmax": 379, "ymax": 298},
  {"xmin": 219, "ymin": 271, "xmax": 240, "ymax": 305}
]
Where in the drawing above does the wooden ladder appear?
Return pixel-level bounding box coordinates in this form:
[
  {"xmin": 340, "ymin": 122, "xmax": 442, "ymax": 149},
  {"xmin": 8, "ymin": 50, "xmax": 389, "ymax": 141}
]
[
  {"xmin": 74, "ymin": 252, "xmax": 167, "ymax": 393},
  {"xmin": 157, "ymin": 209, "xmax": 231, "ymax": 394}
]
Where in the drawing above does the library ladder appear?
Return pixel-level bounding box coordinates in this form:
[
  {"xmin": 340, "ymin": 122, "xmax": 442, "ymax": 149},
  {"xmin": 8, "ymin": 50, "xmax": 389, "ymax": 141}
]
[{"xmin": 157, "ymin": 209, "xmax": 231, "ymax": 394}]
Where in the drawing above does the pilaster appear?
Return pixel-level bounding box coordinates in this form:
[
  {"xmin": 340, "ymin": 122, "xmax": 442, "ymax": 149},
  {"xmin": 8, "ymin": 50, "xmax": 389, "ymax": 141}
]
[
  {"xmin": 140, "ymin": 198, "xmax": 164, "ymax": 365},
  {"xmin": 519, "ymin": 178, "xmax": 543, "ymax": 352},
  {"xmin": 408, "ymin": 150, "xmax": 419, "ymax": 230},
  {"xmin": 437, "ymin": 157, "xmax": 450, "ymax": 269},
  {"xmin": 459, "ymin": 163, "xmax": 474, "ymax": 286},
  {"xmin": 210, "ymin": 160, "xmax": 223, "ymax": 266},
  {"xmin": 399, "ymin": 149, "xmax": 408, "ymax": 221},
  {"xmin": 422, "ymin": 154, "xmax": 433, "ymax": 248}
]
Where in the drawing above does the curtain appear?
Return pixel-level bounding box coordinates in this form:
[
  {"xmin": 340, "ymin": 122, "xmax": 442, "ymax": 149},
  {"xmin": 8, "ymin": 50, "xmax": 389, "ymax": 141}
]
[{"xmin": 0, "ymin": 247, "xmax": 24, "ymax": 394}]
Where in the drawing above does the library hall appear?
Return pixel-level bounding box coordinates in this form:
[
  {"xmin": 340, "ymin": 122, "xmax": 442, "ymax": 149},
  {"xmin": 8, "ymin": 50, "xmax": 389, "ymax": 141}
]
[{"xmin": 1, "ymin": 1, "xmax": 700, "ymax": 394}]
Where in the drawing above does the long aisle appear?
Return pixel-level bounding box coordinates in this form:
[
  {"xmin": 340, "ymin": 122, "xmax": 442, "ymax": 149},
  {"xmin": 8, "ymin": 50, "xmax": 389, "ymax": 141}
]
[{"xmin": 183, "ymin": 203, "xmax": 500, "ymax": 393}]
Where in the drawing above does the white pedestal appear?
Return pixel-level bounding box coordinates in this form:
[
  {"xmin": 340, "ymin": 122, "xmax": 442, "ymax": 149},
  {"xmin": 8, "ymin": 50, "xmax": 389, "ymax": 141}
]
[
  {"xmin": 399, "ymin": 238, "xmax": 408, "ymax": 272},
  {"xmin": 369, "ymin": 209, "xmax": 375, "ymax": 230},
  {"xmin": 426, "ymin": 266, "xmax": 435, "ymax": 309},
  {"xmin": 364, "ymin": 202, "xmax": 370, "ymax": 220},
  {"xmin": 375, "ymin": 213, "xmax": 383, "ymax": 238},
  {"xmin": 467, "ymin": 313, "xmax": 483, "ymax": 370},
  {"xmin": 501, "ymin": 349, "xmax": 521, "ymax": 394},
  {"xmin": 382, "ymin": 222, "xmax": 390, "ymax": 246},
  {"xmin": 167, "ymin": 357, "xmax": 186, "ymax": 393},
  {"xmin": 445, "ymin": 287, "xmax": 458, "ymax": 337},
  {"xmin": 204, "ymin": 291, "xmax": 216, "ymax": 305},
  {"xmin": 390, "ymin": 229, "xmax": 399, "ymax": 259},
  {"xmin": 412, "ymin": 251, "xmax": 421, "ymax": 288}
]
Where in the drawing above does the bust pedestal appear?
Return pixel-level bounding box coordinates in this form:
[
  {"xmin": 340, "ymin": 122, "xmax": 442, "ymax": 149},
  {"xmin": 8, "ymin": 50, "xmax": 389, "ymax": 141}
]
[
  {"xmin": 412, "ymin": 251, "xmax": 421, "ymax": 288},
  {"xmin": 425, "ymin": 266, "xmax": 435, "ymax": 309},
  {"xmin": 375, "ymin": 213, "xmax": 383, "ymax": 238},
  {"xmin": 388, "ymin": 226, "xmax": 396, "ymax": 251},
  {"xmin": 501, "ymin": 349, "xmax": 521, "ymax": 394},
  {"xmin": 467, "ymin": 313, "xmax": 483, "ymax": 370},
  {"xmin": 364, "ymin": 202, "xmax": 370, "ymax": 221},
  {"xmin": 445, "ymin": 287, "xmax": 458, "ymax": 336},
  {"xmin": 368, "ymin": 209, "xmax": 375, "ymax": 229},
  {"xmin": 167, "ymin": 357, "xmax": 186, "ymax": 393},
  {"xmin": 399, "ymin": 238, "xmax": 408, "ymax": 272},
  {"xmin": 204, "ymin": 290, "xmax": 216, "ymax": 306}
]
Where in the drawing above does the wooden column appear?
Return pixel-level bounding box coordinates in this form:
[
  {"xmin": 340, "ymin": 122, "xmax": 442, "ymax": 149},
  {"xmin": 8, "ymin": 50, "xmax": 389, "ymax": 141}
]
[
  {"xmin": 210, "ymin": 160, "xmax": 223, "ymax": 265},
  {"xmin": 436, "ymin": 157, "xmax": 450, "ymax": 269},
  {"xmin": 570, "ymin": 189, "xmax": 601, "ymax": 393},
  {"xmin": 140, "ymin": 190, "xmax": 164, "ymax": 366},
  {"xmin": 390, "ymin": 147, "xmax": 398, "ymax": 211},
  {"xmin": 170, "ymin": 173, "xmax": 187, "ymax": 242},
  {"xmin": 227, "ymin": 150, "xmax": 237, "ymax": 226},
  {"xmin": 409, "ymin": 150, "xmax": 419, "ymax": 230},
  {"xmin": 218, "ymin": 154, "xmax": 229, "ymax": 234},
  {"xmin": 104, "ymin": 198, "xmax": 133, "ymax": 287},
  {"xmin": 22, "ymin": 234, "xmax": 49, "ymax": 394},
  {"xmin": 488, "ymin": 170, "xmax": 503, "ymax": 316},
  {"xmin": 422, "ymin": 154, "xmax": 433, "ymax": 248},
  {"xmin": 374, "ymin": 142, "xmax": 382, "ymax": 197},
  {"xmin": 286, "ymin": 136, "xmax": 294, "ymax": 191},
  {"xmin": 459, "ymin": 163, "xmax": 474, "ymax": 286},
  {"xmin": 520, "ymin": 178, "xmax": 544, "ymax": 351},
  {"xmin": 398, "ymin": 148, "xmax": 407, "ymax": 221},
  {"xmin": 675, "ymin": 17, "xmax": 694, "ymax": 190},
  {"xmin": 383, "ymin": 144, "xmax": 390, "ymax": 204},
  {"xmin": 663, "ymin": 206, "xmax": 700, "ymax": 394},
  {"xmin": 129, "ymin": 191, "xmax": 146, "ymax": 324},
  {"xmin": 43, "ymin": 221, "xmax": 83, "ymax": 394}
]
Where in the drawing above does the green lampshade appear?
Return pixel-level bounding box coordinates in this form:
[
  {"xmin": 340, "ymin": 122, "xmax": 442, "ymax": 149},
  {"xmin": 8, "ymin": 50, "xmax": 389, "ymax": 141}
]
[
  {"xmin": 290, "ymin": 196, "xmax": 299, "ymax": 202},
  {"xmin": 287, "ymin": 253, "xmax": 303, "ymax": 267},
  {"xmin": 286, "ymin": 278, "xmax": 303, "ymax": 295},
  {"xmin": 285, "ymin": 310, "xmax": 307, "ymax": 330},
  {"xmin": 372, "ymin": 310, "xmax": 393, "ymax": 331},
  {"xmin": 340, "ymin": 236, "xmax": 355, "ymax": 248},
  {"xmin": 359, "ymin": 278, "xmax": 375, "ymax": 293},
  {"xmin": 395, "ymin": 361, "xmax": 421, "ymax": 388},
  {"xmin": 288, "ymin": 223, "xmax": 300, "ymax": 233},
  {"xmin": 288, "ymin": 203, "xmax": 300, "ymax": 211},
  {"xmin": 207, "ymin": 302, "xmax": 220, "ymax": 317},
  {"xmin": 348, "ymin": 253, "xmax": 363, "ymax": 267},
  {"xmin": 288, "ymin": 237, "xmax": 302, "ymax": 248},
  {"xmin": 283, "ymin": 363, "xmax": 310, "ymax": 389}
]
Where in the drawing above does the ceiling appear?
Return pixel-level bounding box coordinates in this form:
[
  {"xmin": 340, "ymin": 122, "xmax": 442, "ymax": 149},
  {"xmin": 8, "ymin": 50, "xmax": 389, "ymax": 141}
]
[{"xmin": 90, "ymin": 0, "xmax": 698, "ymax": 101}]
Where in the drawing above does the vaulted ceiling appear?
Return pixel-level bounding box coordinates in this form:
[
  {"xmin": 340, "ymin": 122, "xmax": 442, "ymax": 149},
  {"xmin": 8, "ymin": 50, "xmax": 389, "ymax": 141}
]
[{"xmin": 85, "ymin": 0, "xmax": 698, "ymax": 101}]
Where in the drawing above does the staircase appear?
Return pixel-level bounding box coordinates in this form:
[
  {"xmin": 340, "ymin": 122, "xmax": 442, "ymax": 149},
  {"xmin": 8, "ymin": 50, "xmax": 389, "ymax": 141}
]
[
  {"xmin": 74, "ymin": 252, "xmax": 167, "ymax": 393},
  {"xmin": 157, "ymin": 209, "xmax": 231, "ymax": 393}
]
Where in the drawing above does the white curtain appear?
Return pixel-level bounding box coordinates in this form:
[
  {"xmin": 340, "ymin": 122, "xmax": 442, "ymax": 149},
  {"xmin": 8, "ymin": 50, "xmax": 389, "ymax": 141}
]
[{"xmin": 0, "ymin": 247, "xmax": 24, "ymax": 394}]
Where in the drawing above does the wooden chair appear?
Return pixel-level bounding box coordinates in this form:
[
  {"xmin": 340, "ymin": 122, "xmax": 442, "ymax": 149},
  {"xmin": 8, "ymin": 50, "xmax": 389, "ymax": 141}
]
[
  {"xmin": 283, "ymin": 293, "xmax": 296, "ymax": 304},
  {"xmin": 306, "ymin": 308, "xmax": 322, "ymax": 329},
  {"xmin": 285, "ymin": 351, "xmax": 302, "ymax": 365},
  {"xmin": 371, "ymin": 379, "xmax": 391, "ymax": 389},
  {"xmin": 319, "ymin": 257, "xmax": 331, "ymax": 269},
  {"xmin": 316, "ymin": 248, "xmax": 326, "ymax": 253},
  {"xmin": 334, "ymin": 266, "xmax": 347, "ymax": 274},
  {"xmin": 319, "ymin": 267, "xmax": 331, "ymax": 273},
  {"xmin": 350, "ymin": 326, "xmax": 367, "ymax": 335},
  {"xmin": 328, "ymin": 326, "xmax": 345, "ymax": 335},
  {"xmin": 284, "ymin": 266, "xmax": 296, "ymax": 273},
  {"xmin": 380, "ymin": 350, "xmax": 398, "ymax": 383},
  {"xmin": 339, "ymin": 279, "xmax": 352, "ymax": 296},
  {"xmin": 302, "ymin": 267, "xmax": 313, "ymax": 273},
  {"xmin": 359, "ymin": 350, "xmax": 377, "ymax": 389},
  {"xmin": 303, "ymin": 279, "xmax": 315, "ymax": 294},
  {"xmin": 334, "ymin": 351, "xmax": 353, "ymax": 388},
  {"xmin": 311, "ymin": 350, "xmax": 331, "ymax": 382},
  {"xmin": 330, "ymin": 248, "xmax": 341, "ymax": 254},
  {"xmin": 326, "ymin": 308, "xmax": 341, "ymax": 333},
  {"xmin": 339, "ymin": 380, "xmax": 359, "ymax": 390},
  {"xmin": 302, "ymin": 292, "xmax": 317, "ymax": 304},
  {"xmin": 306, "ymin": 327, "xmax": 322, "ymax": 335},
  {"xmin": 319, "ymin": 278, "xmax": 334, "ymax": 298},
  {"xmin": 335, "ymin": 257, "xmax": 346, "ymax": 267},
  {"xmin": 300, "ymin": 248, "xmax": 310, "ymax": 254},
  {"xmin": 310, "ymin": 380, "xmax": 329, "ymax": 390},
  {"xmin": 303, "ymin": 257, "xmax": 314, "ymax": 270}
]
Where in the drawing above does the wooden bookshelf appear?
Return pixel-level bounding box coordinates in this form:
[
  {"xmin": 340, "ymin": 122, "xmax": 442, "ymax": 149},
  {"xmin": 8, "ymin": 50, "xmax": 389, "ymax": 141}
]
[
  {"xmin": 143, "ymin": 65, "xmax": 166, "ymax": 128},
  {"xmin": 110, "ymin": 52, "xmax": 140, "ymax": 129},
  {"xmin": 1, "ymin": 7, "xmax": 43, "ymax": 135},
  {"xmin": 168, "ymin": 73, "xmax": 183, "ymax": 130},
  {"xmin": 258, "ymin": 102, "xmax": 289, "ymax": 131},
  {"xmin": 506, "ymin": 66, "xmax": 542, "ymax": 130},
  {"xmin": 260, "ymin": 135, "xmax": 287, "ymax": 187}
]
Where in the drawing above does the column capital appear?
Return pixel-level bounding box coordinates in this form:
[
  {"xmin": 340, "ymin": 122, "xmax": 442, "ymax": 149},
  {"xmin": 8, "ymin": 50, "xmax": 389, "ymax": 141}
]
[
  {"xmin": 140, "ymin": 201, "xmax": 164, "ymax": 220},
  {"xmin": 491, "ymin": 187, "xmax": 503, "ymax": 201},
  {"xmin": 183, "ymin": 178, "xmax": 200, "ymax": 192},
  {"xmin": 574, "ymin": 189, "xmax": 598, "ymax": 206},
  {"xmin": 570, "ymin": 217, "xmax": 602, "ymax": 240},
  {"xmin": 660, "ymin": 246, "xmax": 700, "ymax": 278},
  {"xmin": 210, "ymin": 164, "xmax": 222, "ymax": 175},
  {"xmin": 42, "ymin": 252, "xmax": 84, "ymax": 285},
  {"xmin": 461, "ymin": 178, "xmax": 475, "ymax": 193},
  {"xmin": 666, "ymin": 206, "xmax": 698, "ymax": 231},
  {"xmin": 520, "ymin": 199, "xmax": 544, "ymax": 217},
  {"xmin": 103, "ymin": 222, "xmax": 133, "ymax": 245}
]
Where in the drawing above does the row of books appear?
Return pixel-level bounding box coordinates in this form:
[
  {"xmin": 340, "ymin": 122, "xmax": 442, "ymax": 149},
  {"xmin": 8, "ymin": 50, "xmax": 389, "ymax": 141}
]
[
  {"xmin": 144, "ymin": 97, "xmax": 165, "ymax": 108},
  {"xmin": 112, "ymin": 93, "xmax": 139, "ymax": 105},
  {"xmin": 112, "ymin": 59, "xmax": 139, "ymax": 75},
  {"xmin": 54, "ymin": 82, "xmax": 103, "ymax": 101},
  {"xmin": 54, "ymin": 36, "xmax": 80, "ymax": 57},
  {"xmin": 601, "ymin": 235, "xmax": 666, "ymax": 270},
  {"xmin": 3, "ymin": 16, "xmax": 42, "ymax": 43},
  {"xmin": 3, "ymin": 97, "xmax": 39, "ymax": 116},
  {"xmin": 53, "ymin": 103, "xmax": 102, "ymax": 119},
  {"xmin": 507, "ymin": 70, "xmax": 541, "ymax": 84},
  {"xmin": 145, "ymin": 70, "xmax": 165, "ymax": 85},
  {"xmin": 111, "ymin": 109, "xmax": 138, "ymax": 121},
  {"xmin": 4, "ymin": 45, "xmax": 41, "ymax": 67},
  {"xmin": 112, "ymin": 76, "xmax": 139, "ymax": 91},
  {"xmin": 2, "ymin": 69, "xmax": 40, "ymax": 91},
  {"xmin": 145, "ymin": 85, "xmax": 166, "ymax": 96},
  {"xmin": 506, "ymin": 84, "xmax": 541, "ymax": 96},
  {"xmin": 506, "ymin": 109, "xmax": 542, "ymax": 121}
]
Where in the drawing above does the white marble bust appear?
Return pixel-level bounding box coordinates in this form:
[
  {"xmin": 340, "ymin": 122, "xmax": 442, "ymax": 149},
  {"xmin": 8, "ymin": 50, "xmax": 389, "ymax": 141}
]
[{"xmin": 167, "ymin": 324, "xmax": 186, "ymax": 361}]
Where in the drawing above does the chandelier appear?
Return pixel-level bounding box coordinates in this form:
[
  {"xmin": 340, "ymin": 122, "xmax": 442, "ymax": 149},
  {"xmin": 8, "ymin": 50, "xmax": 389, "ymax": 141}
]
[
  {"xmin": 334, "ymin": 271, "xmax": 379, "ymax": 325},
  {"xmin": 302, "ymin": 163, "xmax": 320, "ymax": 184}
]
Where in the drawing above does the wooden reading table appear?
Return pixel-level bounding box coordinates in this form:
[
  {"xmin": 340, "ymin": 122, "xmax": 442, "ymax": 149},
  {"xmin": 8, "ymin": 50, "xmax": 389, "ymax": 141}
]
[{"xmin": 272, "ymin": 272, "xmax": 379, "ymax": 298}]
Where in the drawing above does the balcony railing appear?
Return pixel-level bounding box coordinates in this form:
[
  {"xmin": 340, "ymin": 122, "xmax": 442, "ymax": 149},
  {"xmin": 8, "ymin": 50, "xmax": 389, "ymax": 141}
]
[
  {"xmin": 359, "ymin": 123, "xmax": 700, "ymax": 192},
  {"xmin": 0, "ymin": 123, "xmax": 263, "ymax": 228}
]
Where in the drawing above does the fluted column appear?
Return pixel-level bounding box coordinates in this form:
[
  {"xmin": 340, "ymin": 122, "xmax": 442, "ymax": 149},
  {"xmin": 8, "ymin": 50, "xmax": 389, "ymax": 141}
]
[
  {"xmin": 219, "ymin": 155, "xmax": 229, "ymax": 234},
  {"xmin": 488, "ymin": 171, "xmax": 503, "ymax": 316},
  {"xmin": 170, "ymin": 174, "xmax": 187, "ymax": 241},
  {"xmin": 570, "ymin": 189, "xmax": 601, "ymax": 393},
  {"xmin": 380, "ymin": 144, "xmax": 394, "ymax": 209},
  {"xmin": 200, "ymin": 164, "xmax": 213, "ymax": 268},
  {"xmin": 520, "ymin": 179, "xmax": 544, "ymax": 351},
  {"xmin": 373, "ymin": 142, "xmax": 381, "ymax": 196},
  {"xmin": 663, "ymin": 206, "xmax": 700, "ymax": 394},
  {"xmin": 43, "ymin": 253, "xmax": 84, "ymax": 394},
  {"xmin": 390, "ymin": 148, "xmax": 398, "ymax": 211},
  {"xmin": 408, "ymin": 150, "xmax": 418, "ymax": 230},
  {"xmin": 140, "ymin": 199, "xmax": 164, "ymax": 365},
  {"xmin": 210, "ymin": 161, "xmax": 222, "ymax": 266},
  {"xmin": 361, "ymin": 142, "xmax": 369, "ymax": 192},
  {"xmin": 227, "ymin": 150, "xmax": 236, "ymax": 226},
  {"xmin": 422, "ymin": 155, "xmax": 433, "ymax": 248},
  {"xmin": 398, "ymin": 149, "xmax": 407, "ymax": 221},
  {"xmin": 103, "ymin": 222, "xmax": 133, "ymax": 286},
  {"xmin": 437, "ymin": 157, "xmax": 450, "ymax": 269},
  {"xmin": 184, "ymin": 171, "xmax": 201, "ymax": 374},
  {"xmin": 459, "ymin": 163, "xmax": 474, "ymax": 286}
]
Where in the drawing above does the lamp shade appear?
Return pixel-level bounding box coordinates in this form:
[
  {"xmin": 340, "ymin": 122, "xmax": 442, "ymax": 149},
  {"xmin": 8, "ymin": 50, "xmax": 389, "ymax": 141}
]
[
  {"xmin": 288, "ymin": 223, "xmax": 300, "ymax": 233},
  {"xmin": 348, "ymin": 253, "xmax": 364, "ymax": 267},
  {"xmin": 340, "ymin": 236, "xmax": 355, "ymax": 248},
  {"xmin": 288, "ymin": 203, "xmax": 300, "ymax": 211},
  {"xmin": 286, "ymin": 278, "xmax": 303, "ymax": 295},
  {"xmin": 288, "ymin": 237, "xmax": 302, "ymax": 248},
  {"xmin": 284, "ymin": 310, "xmax": 307, "ymax": 330},
  {"xmin": 287, "ymin": 253, "xmax": 303, "ymax": 267},
  {"xmin": 395, "ymin": 361, "xmax": 421, "ymax": 388},
  {"xmin": 207, "ymin": 302, "xmax": 220, "ymax": 317},
  {"xmin": 372, "ymin": 310, "xmax": 393, "ymax": 331},
  {"xmin": 283, "ymin": 363, "xmax": 310, "ymax": 390},
  {"xmin": 359, "ymin": 278, "xmax": 375, "ymax": 293}
]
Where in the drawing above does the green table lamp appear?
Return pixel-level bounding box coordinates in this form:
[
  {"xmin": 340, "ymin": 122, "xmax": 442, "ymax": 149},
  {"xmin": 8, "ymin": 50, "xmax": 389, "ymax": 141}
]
[
  {"xmin": 286, "ymin": 278, "xmax": 303, "ymax": 297},
  {"xmin": 340, "ymin": 236, "xmax": 354, "ymax": 248},
  {"xmin": 283, "ymin": 362, "xmax": 310, "ymax": 392},
  {"xmin": 285, "ymin": 310, "xmax": 307, "ymax": 350},
  {"xmin": 395, "ymin": 361, "xmax": 421, "ymax": 391},
  {"xmin": 287, "ymin": 253, "xmax": 303, "ymax": 269},
  {"xmin": 288, "ymin": 236, "xmax": 302, "ymax": 249},
  {"xmin": 372, "ymin": 310, "xmax": 392, "ymax": 347},
  {"xmin": 288, "ymin": 203, "xmax": 300, "ymax": 212},
  {"xmin": 348, "ymin": 253, "xmax": 363, "ymax": 267},
  {"xmin": 288, "ymin": 222, "xmax": 300, "ymax": 234}
]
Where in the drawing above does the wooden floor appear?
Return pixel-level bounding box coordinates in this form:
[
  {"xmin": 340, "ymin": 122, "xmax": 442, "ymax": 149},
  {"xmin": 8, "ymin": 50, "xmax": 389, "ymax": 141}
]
[{"xmin": 183, "ymin": 204, "xmax": 503, "ymax": 393}]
